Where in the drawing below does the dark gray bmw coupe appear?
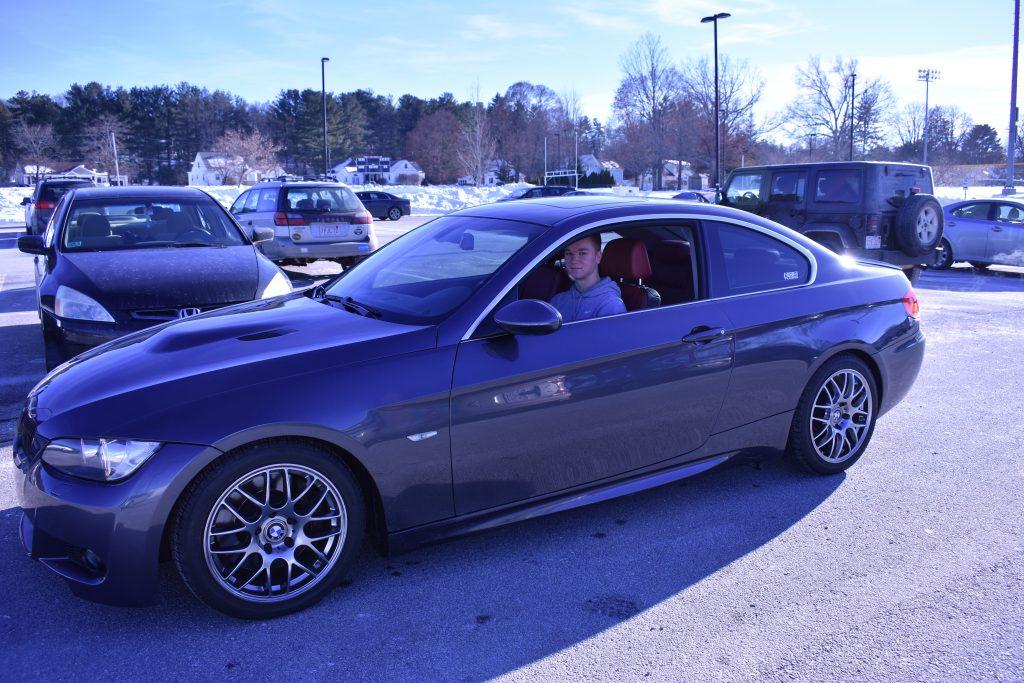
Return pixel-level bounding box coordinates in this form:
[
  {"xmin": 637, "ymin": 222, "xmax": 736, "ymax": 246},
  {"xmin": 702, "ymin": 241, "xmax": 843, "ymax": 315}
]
[{"xmin": 14, "ymin": 195, "xmax": 924, "ymax": 618}]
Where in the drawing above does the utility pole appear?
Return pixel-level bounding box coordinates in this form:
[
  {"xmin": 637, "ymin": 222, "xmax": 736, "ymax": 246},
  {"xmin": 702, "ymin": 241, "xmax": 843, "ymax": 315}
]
[
  {"xmin": 1005, "ymin": 0, "xmax": 1020, "ymax": 194},
  {"xmin": 110, "ymin": 131, "xmax": 121, "ymax": 186},
  {"xmin": 848, "ymin": 73, "xmax": 857, "ymax": 161},
  {"xmin": 918, "ymin": 68, "xmax": 940, "ymax": 164},
  {"xmin": 321, "ymin": 57, "xmax": 330, "ymax": 178},
  {"xmin": 701, "ymin": 12, "xmax": 731, "ymax": 192}
]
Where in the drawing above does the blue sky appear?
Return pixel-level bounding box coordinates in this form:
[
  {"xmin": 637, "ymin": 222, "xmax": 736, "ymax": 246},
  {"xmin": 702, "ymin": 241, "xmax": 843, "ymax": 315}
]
[{"xmin": 2, "ymin": 0, "xmax": 1019, "ymax": 141}]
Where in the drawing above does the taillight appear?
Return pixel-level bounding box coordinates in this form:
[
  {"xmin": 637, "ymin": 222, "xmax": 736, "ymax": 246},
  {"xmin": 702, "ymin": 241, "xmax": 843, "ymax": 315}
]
[
  {"xmin": 902, "ymin": 289, "xmax": 920, "ymax": 319},
  {"xmin": 35, "ymin": 200, "xmax": 55, "ymax": 210},
  {"xmin": 274, "ymin": 212, "xmax": 306, "ymax": 226},
  {"xmin": 910, "ymin": 186, "xmax": 921, "ymax": 195},
  {"xmin": 353, "ymin": 210, "xmax": 372, "ymax": 225}
]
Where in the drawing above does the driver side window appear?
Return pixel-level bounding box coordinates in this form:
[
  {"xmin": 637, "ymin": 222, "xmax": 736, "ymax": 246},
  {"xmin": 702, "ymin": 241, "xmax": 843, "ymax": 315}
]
[{"xmin": 725, "ymin": 173, "xmax": 765, "ymax": 210}]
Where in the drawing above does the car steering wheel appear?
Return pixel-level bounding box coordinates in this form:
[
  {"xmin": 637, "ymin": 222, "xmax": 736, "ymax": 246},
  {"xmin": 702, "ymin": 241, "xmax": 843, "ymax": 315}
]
[
  {"xmin": 177, "ymin": 228, "xmax": 213, "ymax": 243},
  {"xmin": 741, "ymin": 192, "xmax": 759, "ymax": 201}
]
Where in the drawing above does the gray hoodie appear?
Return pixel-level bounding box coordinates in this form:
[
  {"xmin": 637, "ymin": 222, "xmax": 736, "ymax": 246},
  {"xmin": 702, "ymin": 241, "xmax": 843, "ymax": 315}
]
[{"xmin": 549, "ymin": 276, "xmax": 627, "ymax": 322}]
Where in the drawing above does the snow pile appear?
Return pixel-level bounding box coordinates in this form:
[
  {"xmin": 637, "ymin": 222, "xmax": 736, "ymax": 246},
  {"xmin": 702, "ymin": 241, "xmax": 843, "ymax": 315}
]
[{"xmin": 3, "ymin": 182, "xmax": 1023, "ymax": 224}]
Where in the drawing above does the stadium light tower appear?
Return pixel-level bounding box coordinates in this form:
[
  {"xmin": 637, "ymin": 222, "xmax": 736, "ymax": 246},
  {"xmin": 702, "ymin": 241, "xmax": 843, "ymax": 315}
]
[
  {"xmin": 700, "ymin": 12, "xmax": 731, "ymax": 192},
  {"xmin": 917, "ymin": 68, "xmax": 940, "ymax": 164},
  {"xmin": 321, "ymin": 57, "xmax": 330, "ymax": 178}
]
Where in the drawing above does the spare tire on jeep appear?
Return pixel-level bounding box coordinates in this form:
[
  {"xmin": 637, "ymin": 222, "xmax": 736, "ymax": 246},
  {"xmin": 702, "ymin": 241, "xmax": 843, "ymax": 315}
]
[{"xmin": 894, "ymin": 194, "xmax": 943, "ymax": 257}]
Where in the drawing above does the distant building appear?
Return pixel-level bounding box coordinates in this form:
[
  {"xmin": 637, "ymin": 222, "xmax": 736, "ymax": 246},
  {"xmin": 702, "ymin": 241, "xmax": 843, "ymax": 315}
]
[
  {"xmin": 332, "ymin": 157, "xmax": 425, "ymax": 185},
  {"xmin": 580, "ymin": 155, "xmax": 624, "ymax": 185},
  {"xmin": 457, "ymin": 160, "xmax": 518, "ymax": 186},
  {"xmin": 188, "ymin": 152, "xmax": 243, "ymax": 186},
  {"xmin": 19, "ymin": 163, "xmax": 109, "ymax": 186}
]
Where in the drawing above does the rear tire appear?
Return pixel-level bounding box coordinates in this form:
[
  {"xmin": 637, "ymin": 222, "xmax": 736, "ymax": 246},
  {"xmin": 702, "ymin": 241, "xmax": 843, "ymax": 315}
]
[
  {"xmin": 787, "ymin": 354, "xmax": 879, "ymax": 475},
  {"xmin": 932, "ymin": 238, "xmax": 954, "ymax": 270},
  {"xmin": 969, "ymin": 261, "xmax": 990, "ymax": 270},
  {"xmin": 387, "ymin": 207, "xmax": 402, "ymax": 221},
  {"xmin": 171, "ymin": 440, "xmax": 366, "ymax": 619},
  {"xmin": 904, "ymin": 265, "xmax": 923, "ymax": 285}
]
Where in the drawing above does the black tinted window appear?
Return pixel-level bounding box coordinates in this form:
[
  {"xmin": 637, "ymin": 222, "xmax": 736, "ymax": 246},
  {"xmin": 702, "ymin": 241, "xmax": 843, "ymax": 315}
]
[
  {"xmin": 814, "ymin": 170, "xmax": 861, "ymax": 203},
  {"xmin": 769, "ymin": 172, "xmax": 806, "ymax": 202},
  {"xmin": 952, "ymin": 203, "xmax": 989, "ymax": 219},
  {"xmin": 40, "ymin": 182, "xmax": 90, "ymax": 202},
  {"xmin": 706, "ymin": 222, "xmax": 810, "ymax": 296}
]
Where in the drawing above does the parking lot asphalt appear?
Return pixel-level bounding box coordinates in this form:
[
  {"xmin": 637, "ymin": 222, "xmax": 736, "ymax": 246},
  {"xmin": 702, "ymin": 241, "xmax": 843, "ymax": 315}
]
[{"xmin": 0, "ymin": 218, "xmax": 1022, "ymax": 682}]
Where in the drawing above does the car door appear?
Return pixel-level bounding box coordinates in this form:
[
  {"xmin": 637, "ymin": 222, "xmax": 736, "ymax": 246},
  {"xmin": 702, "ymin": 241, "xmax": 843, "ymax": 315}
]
[
  {"xmin": 986, "ymin": 203, "xmax": 1024, "ymax": 264},
  {"xmin": 251, "ymin": 188, "xmax": 279, "ymax": 230},
  {"xmin": 357, "ymin": 192, "xmax": 380, "ymax": 217},
  {"xmin": 764, "ymin": 170, "xmax": 808, "ymax": 231},
  {"xmin": 947, "ymin": 201, "xmax": 994, "ymax": 261},
  {"xmin": 698, "ymin": 219, "xmax": 821, "ymax": 432},
  {"xmin": 448, "ymin": 229, "xmax": 734, "ymax": 514}
]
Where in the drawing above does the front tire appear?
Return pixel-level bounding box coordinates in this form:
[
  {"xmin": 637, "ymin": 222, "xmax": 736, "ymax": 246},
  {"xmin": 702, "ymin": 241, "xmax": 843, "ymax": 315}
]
[
  {"xmin": 171, "ymin": 440, "xmax": 366, "ymax": 619},
  {"xmin": 787, "ymin": 355, "xmax": 878, "ymax": 475}
]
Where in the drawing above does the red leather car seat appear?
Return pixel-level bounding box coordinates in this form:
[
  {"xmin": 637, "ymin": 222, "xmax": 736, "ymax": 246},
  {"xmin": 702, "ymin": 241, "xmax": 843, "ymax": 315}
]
[
  {"xmin": 648, "ymin": 240, "xmax": 694, "ymax": 304},
  {"xmin": 519, "ymin": 263, "xmax": 570, "ymax": 301},
  {"xmin": 599, "ymin": 238, "xmax": 656, "ymax": 311}
]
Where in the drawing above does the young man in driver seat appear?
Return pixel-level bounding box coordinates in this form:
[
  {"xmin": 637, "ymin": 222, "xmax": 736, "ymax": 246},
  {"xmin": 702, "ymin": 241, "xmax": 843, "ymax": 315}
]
[{"xmin": 550, "ymin": 234, "xmax": 626, "ymax": 322}]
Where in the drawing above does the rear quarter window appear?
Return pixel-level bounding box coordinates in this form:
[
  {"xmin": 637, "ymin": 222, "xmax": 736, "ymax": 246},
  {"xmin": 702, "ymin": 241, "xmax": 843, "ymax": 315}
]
[{"xmin": 705, "ymin": 221, "xmax": 811, "ymax": 297}]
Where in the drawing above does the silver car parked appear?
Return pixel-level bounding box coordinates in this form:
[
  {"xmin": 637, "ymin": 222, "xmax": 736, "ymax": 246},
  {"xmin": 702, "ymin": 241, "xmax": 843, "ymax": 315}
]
[
  {"xmin": 229, "ymin": 181, "xmax": 378, "ymax": 265},
  {"xmin": 935, "ymin": 199, "xmax": 1024, "ymax": 269}
]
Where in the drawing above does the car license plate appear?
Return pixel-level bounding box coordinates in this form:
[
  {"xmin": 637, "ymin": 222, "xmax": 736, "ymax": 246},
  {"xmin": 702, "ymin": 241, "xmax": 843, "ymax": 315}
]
[
  {"xmin": 312, "ymin": 225, "xmax": 346, "ymax": 239},
  {"xmin": 865, "ymin": 236, "xmax": 881, "ymax": 249}
]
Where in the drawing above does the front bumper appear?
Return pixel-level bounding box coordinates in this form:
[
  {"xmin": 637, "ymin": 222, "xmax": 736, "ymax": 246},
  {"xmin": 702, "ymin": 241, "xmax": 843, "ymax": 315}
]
[{"xmin": 13, "ymin": 424, "xmax": 221, "ymax": 606}]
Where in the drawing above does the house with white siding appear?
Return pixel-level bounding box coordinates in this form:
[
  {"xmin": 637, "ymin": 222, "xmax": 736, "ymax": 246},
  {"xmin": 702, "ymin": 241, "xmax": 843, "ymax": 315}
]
[
  {"xmin": 332, "ymin": 157, "xmax": 425, "ymax": 185},
  {"xmin": 188, "ymin": 152, "xmax": 243, "ymax": 186}
]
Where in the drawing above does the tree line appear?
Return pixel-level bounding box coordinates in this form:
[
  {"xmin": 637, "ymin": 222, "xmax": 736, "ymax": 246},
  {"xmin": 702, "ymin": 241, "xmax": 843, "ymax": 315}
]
[{"xmin": 1, "ymin": 33, "xmax": 1019, "ymax": 188}]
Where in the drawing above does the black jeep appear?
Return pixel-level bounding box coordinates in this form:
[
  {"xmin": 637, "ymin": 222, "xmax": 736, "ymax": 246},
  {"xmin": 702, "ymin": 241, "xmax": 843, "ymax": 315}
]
[{"xmin": 720, "ymin": 162, "xmax": 943, "ymax": 276}]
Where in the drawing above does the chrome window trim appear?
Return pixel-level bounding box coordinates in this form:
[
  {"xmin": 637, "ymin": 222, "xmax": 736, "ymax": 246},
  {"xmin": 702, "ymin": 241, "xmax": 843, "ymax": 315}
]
[{"xmin": 462, "ymin": 212, "xmax": 819, "ymax": 341}]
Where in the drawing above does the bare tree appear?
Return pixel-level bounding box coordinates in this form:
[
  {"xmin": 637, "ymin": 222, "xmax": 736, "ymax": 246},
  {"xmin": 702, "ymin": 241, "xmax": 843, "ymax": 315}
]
[
  {"xmin": 406, "ymin": 110, "xmax": 462, "ymax": 183},
  {"xmin": 613, "ymin": 33, "xmax": 682, "ymax": 189},
  {"xmin": 17, "ymin": 120, "xmax": 56, "ymax": 182},
  {"xmin": 213, "ymin": 129, "xmax": 282, "ymax": 184},
  {"xmin": 82, "ymin": 115, "xmax": 133, "ymax": 179},
  {"xmin": 681, "ymin": 55, "xmax": 766, "ymax": 173},
  {"xmin": 457, "ymin": 91, "xmax": 496, "ymax": 184},
  {"xmin": 786, "ymin": 57, "xmax": 894, "ymax": 159},
  {"xmin": 894, "ymin": 102, "xmax": 925, "ymax": 147}
]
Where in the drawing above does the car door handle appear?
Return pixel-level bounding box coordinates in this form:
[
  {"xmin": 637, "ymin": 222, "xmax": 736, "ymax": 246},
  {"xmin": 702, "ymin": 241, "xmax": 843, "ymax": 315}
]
[
  {"xmin": 682, "ymin": 326, "xmax": 730, "ymax": 344},
  {"xmin": 946, "ymin": 221, "xmax": 957, "ymax": 227},
  {"xmin": 992, "ymin": 226, "xmax": 1003, "ymax": 232}
]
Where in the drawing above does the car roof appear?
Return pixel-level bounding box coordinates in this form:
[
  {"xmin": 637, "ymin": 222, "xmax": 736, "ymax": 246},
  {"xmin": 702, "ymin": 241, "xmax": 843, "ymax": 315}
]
[
  {"xmin": 254, "ymin": 181, "xmax": 351, "ymax": 189},
  {"xmin": 452, "ymin": 195, "xmax": 758, "ymax": 228},
  {"xmin": 729, "ymin": 161, "xmax": 931, "ymax": 173},
  {"xmin": 70, "ymin": 186, "xmax": 213, "ymax": 201}
]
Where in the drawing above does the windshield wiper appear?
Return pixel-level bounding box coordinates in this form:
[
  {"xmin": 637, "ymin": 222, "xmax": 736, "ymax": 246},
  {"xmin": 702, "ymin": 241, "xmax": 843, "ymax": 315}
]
[
  {"xmin": 321, "ymin": 293, "xmax": 382, "ymax": 319},
  {"xmin": 172, "ymin": 242, "xmax": 225, "ymax": 248}
]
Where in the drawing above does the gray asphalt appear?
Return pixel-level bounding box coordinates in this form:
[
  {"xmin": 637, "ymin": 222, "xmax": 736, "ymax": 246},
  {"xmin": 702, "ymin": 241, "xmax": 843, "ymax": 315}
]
[{"xmin": 0, "ymin": 219, "xmax": 1021, "ymax": 682}]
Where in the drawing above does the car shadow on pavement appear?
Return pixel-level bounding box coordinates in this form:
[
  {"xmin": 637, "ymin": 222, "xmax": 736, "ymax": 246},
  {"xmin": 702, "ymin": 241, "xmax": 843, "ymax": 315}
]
[
  {"xmin": 0, "ymin": 322, "xmax": 47, "ymax": 433},
  {"xmin": 0, "ymin": 286, "xmax": 38, "ymax": 316},
  {"xmin": 0, "ymin": 452, "xmax": 843, "ymax": 680}
]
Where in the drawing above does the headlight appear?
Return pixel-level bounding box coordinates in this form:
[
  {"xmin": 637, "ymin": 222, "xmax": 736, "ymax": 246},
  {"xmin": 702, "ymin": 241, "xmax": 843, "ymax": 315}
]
[
  {"xmin": 55, "ymin": 285, "xmax": 114, "ymax": 322},
  {"xmin": 260, "ymin": 271, "xmax": 292, "ymax": 299},
  {"xmin": 41, "ymin": 438, "xmax": 161, "ymax": 482}
]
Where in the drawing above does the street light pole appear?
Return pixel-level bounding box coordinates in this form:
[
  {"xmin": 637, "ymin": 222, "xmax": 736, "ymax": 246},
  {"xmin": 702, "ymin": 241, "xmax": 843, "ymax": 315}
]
[
  {"xmin": 848, "ymin": 72, "xmax": 856, "ymax": 161},
  {"xmin": 917, "ymin": 68, "xmax": 940, "ymax": 165},
  {"xmin": 701, "ymin": 12, "xmax": 731, "ymax": 192},
  {"xmin": 1005, "ymin": 0, "xmax": 1020, "ymax": 194},
  {"xmin": 321, "ymin": 57, "xmax": 330, "ymax": 178}
]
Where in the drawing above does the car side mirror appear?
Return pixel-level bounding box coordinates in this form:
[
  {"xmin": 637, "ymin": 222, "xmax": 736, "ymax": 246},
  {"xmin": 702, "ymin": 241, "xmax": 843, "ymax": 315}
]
[
  {"xmin": 21, "ymin": 197, "xmax": 31, "ymax": 206},
  {"xmin": 17, "ymin": 235, "xmax": 46, "ymax": 255},
  {"xmin": 494, "ymin": 299, "xmax": 562, "ymax": 335},
  {"xmin": 252, "ymin": 228, "xmax": 275, "ymax": 243}
]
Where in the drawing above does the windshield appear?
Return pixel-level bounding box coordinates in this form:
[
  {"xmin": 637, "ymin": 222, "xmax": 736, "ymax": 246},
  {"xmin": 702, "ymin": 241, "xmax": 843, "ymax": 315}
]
[
  {"xmin": 40, "ymin": 182, "xmax": 90, "ymax": 203},
  {"xmin": 326, "ymin": 216, "xmax": 545, "ymax": 325},
  {"xmin": 284, "ymin": 186, "xmax": 361, "ymax": 212},
  {"xmin": 62, "ymin": 197, "xmax": 247, "ymax": 252}
]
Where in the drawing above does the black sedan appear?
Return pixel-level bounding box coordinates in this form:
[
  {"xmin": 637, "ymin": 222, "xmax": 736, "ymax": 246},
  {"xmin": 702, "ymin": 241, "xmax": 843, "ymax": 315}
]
[
  {"xmin": 672, "ymin": 191, "xmax": 711, "ymax": 203},
  {"xmin": 14, "ymin": 196, "xmax": 924, "ymax": 618},
  {"xmin": 354, "ymin": 191, "xmax": 411, "ymax": 221},
  {"xmin": 17, "ymin": 186, "xmax": 291, "ymax": 367},
  {"xmin": 498, "ymin": 185, "xmax": 577, "ymax": 201}
]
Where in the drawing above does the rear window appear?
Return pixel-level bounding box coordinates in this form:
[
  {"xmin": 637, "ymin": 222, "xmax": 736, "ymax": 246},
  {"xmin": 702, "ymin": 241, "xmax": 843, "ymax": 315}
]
[
  {"xmin": 814, "ymin": 170, "xmax": 861, "ymax": 203},
  {"xmin": 705, "ymin": 221, "xmax": 810, "ymax": 297},
  {"xmin": 40, "ymin": 182, "xmax": 90, "ymax": 203},
  {"xmin": 284, "ymin": 186, "xmax": 361, "ymax": 212}
]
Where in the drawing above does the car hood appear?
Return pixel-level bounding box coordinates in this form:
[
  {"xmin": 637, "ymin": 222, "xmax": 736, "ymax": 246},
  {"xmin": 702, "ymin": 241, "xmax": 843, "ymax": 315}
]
[
  {"xmin": 30, "ymin": 293, "xmax": 436, "ymax": 433},
  {"xmin": 62, "ymin": 246, "xmax": 259, "ymax": 310}
]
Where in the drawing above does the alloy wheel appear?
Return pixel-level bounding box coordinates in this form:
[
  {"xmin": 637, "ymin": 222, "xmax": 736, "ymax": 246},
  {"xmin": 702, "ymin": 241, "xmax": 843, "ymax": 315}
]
[
  {"xmin": 809, "ymin": 369, "xmax": 873, "ymax": 463},
  {"xmin": 203, "ymin": 464, "xmax": 347, "ymax": 603},
  {"xmin": 916, "ymin": 206, "xmax": 938, "ymax": 244}
]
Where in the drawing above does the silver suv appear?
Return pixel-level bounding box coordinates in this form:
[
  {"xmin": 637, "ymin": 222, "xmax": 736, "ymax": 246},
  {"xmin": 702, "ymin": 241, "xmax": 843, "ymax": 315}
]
[{"xmin": 229, "ymin": 181, "xmax": 378, "ymax": 265}]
